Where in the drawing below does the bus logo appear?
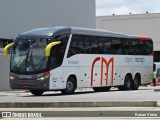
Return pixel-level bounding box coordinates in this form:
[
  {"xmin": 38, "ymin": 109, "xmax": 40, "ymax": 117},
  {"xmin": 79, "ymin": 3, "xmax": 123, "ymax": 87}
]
[
  {"xmin": 91, "ymin": 57, "xmax": 114, "ymax": 86},
  {"xmin": 2, "ymin": 112, "xmax": 11, "ymax": 118}
]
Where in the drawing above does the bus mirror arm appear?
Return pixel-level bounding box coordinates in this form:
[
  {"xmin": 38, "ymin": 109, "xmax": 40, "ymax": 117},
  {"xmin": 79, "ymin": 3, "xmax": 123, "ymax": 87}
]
[
  {"xmin": 4, "ymin": 42, "xmax": 14, "ymax": 57},
  {"xmin": 45, "ymin": 41, "xmax": 61, "ymax": 57}
]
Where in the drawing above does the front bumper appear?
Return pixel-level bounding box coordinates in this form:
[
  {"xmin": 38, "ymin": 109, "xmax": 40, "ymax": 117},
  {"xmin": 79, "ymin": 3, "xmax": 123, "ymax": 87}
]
[{"xmin": 10, "ymin": 77, "xmax": 49, "ymax": 90}]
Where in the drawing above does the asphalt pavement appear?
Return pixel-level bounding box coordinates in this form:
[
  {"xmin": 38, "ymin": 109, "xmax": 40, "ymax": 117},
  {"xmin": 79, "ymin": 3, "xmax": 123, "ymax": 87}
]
[{"xmin": 0, "ymin": 86, "xmax": 160, "ymax": 108}]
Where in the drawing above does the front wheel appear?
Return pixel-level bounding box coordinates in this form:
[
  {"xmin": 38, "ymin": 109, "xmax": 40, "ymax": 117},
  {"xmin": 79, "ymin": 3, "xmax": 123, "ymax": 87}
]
[
  {"xmin": 30, "ymin": 90, "xmax": 44, "ymax": 96},
  {"xmin": 61, "ymin": 76, "xmax": 76, "ymax": 95}
]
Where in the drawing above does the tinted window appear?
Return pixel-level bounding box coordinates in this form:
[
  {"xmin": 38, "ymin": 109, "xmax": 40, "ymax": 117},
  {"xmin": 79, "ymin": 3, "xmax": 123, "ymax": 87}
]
[
  {"xmin": 125, "ymin": 39, "xmax": 140, "ymax": 55},
  {"xmin": 67, "ymin": 35, "xmax": 85, "ymax": 57},
  {"xmin": 85, "ymin": 36, "xmax": 98, "ymax": 54},
  {"xmin": 98, "ymin": 37, "xmax": 112, "ymax": 54},
  {"xmin": 67, "ymin": 35, "xmax": 153, "ymax": 56},
  {"xmin": 124, "ymin": 39, "xmax": 153, "ymax": 55},
  {"xmin": 50, "ymin": 34, "xmax": 69, "ymax": 69},
  {"xmin": 111, "ymin": 38, "xmax": 123, "ymax": 54},
  {"xmin": 139, "ymin": 40, "xmax": 153, "ymax": 55},
  {"xmin": 131, "ymin": 40, "xmax": 140, "ymax": 55}
]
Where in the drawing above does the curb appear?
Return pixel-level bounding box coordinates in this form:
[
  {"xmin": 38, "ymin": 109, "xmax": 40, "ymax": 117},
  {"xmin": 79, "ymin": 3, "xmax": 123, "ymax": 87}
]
[{"xmin": 0, "ymin": 101, "xmax": 157, "ymax": 108}]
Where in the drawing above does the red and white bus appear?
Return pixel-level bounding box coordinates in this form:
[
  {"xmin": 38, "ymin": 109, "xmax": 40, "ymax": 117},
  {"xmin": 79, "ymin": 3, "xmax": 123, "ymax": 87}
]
[{"xmin": 4, "ymin": 27, "xmax": 153, "ymax": 96}]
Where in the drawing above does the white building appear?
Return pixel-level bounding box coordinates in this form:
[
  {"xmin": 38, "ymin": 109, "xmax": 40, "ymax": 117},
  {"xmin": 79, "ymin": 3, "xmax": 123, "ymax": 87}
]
[{"xmin": 96, "ymin": 13, "xmax": 160, "ymax": 51}]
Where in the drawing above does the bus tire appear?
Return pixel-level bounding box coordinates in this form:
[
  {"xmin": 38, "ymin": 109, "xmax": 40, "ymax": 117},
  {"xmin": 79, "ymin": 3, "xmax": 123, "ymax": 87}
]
[
  {"xmin": 118, "ymin": 75, "xmax": 131, "ymax": 91},
  {"xmin": 131, "ymin": 76, "xmax": 139, "ymax": 90},
  {"xmin": 30, "ymin": 90, "xmax": 44, "ymax": 96},
  {"xmin": 61, "ymin": 76, "xmax": 76, "ymax": 94},
  {"xmin": 124, "ymin": 75, "xmax": 131, "ymax": 90},
  {"xmin": 93, "ymin": 87, "xmax": 111, "ymax": 92}
]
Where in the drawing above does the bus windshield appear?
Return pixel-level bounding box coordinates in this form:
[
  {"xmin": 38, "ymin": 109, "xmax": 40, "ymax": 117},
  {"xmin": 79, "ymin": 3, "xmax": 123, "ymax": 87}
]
[{"xmin": 11, "ymin": 38, "xmax": 48, "ymax": 74}]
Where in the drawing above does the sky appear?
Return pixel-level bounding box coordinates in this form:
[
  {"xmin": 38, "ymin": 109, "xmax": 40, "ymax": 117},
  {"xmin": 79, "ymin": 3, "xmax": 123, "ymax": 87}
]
[{"xmin": 96, "ymin": 0, "xmax": 160, "ymax": 16}]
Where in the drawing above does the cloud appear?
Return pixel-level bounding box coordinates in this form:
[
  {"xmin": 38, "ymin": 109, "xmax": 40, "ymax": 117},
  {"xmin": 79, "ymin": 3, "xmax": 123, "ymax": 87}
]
[{"xmin": 96, "ymin": 0, "xmax": 160, "ymax": 16}]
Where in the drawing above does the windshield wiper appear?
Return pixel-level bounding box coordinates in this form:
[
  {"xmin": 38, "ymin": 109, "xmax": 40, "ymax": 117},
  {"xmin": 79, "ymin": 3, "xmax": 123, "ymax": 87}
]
[
  {"xmin": 17, "ymin": 50, "xmax": 30, "ymax": 72},
  {"xmin": 16, "ymin": 59, "xmax": 26, "ymax": 72},
  {"xmin": 26, "ymin": 51, "xmax": 35, "ymax": 71}
]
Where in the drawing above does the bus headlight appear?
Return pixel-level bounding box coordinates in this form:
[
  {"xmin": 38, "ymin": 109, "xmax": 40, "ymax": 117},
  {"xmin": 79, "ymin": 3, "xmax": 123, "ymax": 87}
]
[
  {"xmin": 10, "ymin": 75, "xmax": 15, "ymax": 80},
  {"xmin": 37, "ymin": 71, "xmax": 50, "ymax": 81},
  {"xmin": 37, "ymin": 76, "xmax": 49, "ymax": 81}
]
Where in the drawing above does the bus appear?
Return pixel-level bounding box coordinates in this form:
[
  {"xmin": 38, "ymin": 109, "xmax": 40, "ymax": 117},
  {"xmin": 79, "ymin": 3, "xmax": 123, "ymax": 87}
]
[{"xmin": 4, "ymin": 27, "xmax": 153, "ymax": 96}]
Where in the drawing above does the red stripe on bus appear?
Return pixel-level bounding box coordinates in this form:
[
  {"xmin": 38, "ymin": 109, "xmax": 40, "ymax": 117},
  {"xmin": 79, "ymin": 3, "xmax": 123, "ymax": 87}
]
[
  {"xmin": 149, "ymin": 52, "xmax": 154, "ymax": 56},
  {"xmin": 91, "ymin": 57, "xmax": 100, "ymax": 86},
  {"xmin": 101, "ymin": 57, "xmax": 114, "ymax": 86},
  {"xmin": 139, "ymin": 36, "xmax": 150, "ymax": 41},
  {"xmin": 91, "ymin": 57, "xmax": 114, "ymax": 87}
]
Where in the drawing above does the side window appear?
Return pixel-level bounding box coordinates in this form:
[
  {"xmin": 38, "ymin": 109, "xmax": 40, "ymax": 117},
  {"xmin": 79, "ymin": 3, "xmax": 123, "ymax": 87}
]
[
  {"xmin": 111, "ymin": 38, "xmax": 123, "ymax": 54},
  {"xmin": 85, "ymin": 36, "xmax": 98, "ymax": 54},
  {"xmin": 139, "ymin": 40, "xmax": 146, "ymax": 55},
  {"xmin": 145, "ymin": 40, "xmax": 153, "ymax": 55},
  {"xmin": 139, "ymin": 40, "xmax": 153, "ymax": 55},
  {"xmin": 50, "ymin": 34, "xmax": 69, "ymax": 69},
  {"xmin": 125, "ymin": 39, "xmax": 133, "ymax": 55},
  {"xmin": 131, "ymin": 40, "xmax": 140, "ymax": 55},
  {"xmin": 124, "ymin": 39, "xmax": 153, "ymax": 55},
  {"xmin": 67, "ymin": 35, "xmax": 85, "ymax": 58},
  {"xmin": 98, "ymin": 37, "xmax": 112, "ymax": 54}
]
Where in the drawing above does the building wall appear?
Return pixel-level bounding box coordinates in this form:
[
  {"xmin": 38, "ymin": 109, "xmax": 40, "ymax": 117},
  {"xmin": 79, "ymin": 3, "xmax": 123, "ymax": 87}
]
[
  {"xmin": 0, "ymin": 55, "xmax": 10, "ymax": 91},
  {"xmin": 96, "ymin": 13, "xmax": 160, "ymax": 51},
  {"xmin": 0, "ymin": 0, "xmax": 95, "ymax": 39},
  {"xmin": 0, "ymin": 0, "xmax": 95, "ymax": 91}
]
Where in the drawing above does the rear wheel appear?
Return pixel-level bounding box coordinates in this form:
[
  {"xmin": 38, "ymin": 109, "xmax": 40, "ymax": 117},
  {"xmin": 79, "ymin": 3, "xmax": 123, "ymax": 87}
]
[
  {"xmin": 118, "ymin": 75, "xmax": 131, "ymax": 91},
  {"xmin": 61, "ymin": 76, "xmax": 76, "ymax": 94},
  {"xmin": 131, "ymin": 76, "xmax": 139, "ymax": 90},
  {"xmin": 93, "ymin": 87, "xmax": 111, "ymax": 92},
  {"xmin": 30, "ymin": 90, "xmax": 44, "ymax": 96}
]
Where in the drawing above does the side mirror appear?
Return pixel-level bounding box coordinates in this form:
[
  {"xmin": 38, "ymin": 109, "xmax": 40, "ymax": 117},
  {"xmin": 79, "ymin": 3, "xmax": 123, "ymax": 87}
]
[
  {"xmin": 45, "ymin": 41, "xmax": 61, "ymax": 57},
  {"xmin": 4, "ymin": 43, "xmax": 14, "ymax": 57}
]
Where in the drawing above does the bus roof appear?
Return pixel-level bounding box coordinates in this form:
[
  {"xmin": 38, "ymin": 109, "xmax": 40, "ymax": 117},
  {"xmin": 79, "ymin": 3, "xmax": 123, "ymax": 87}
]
[{"xmin": 18, "ymin": 26, "xmax": 151, "ymax": 40}]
